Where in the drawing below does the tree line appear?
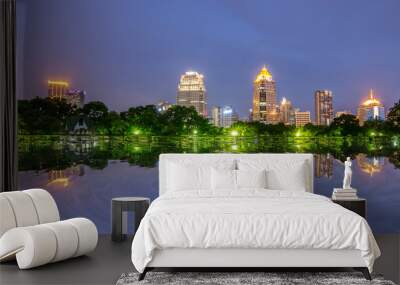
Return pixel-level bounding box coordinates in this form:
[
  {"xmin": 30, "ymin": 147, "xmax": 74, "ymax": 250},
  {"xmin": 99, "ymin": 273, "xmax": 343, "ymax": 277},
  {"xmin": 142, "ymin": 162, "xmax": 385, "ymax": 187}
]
[{"xmin": 18, "ymin": 97, "xmax": 400, "ymax": 137}]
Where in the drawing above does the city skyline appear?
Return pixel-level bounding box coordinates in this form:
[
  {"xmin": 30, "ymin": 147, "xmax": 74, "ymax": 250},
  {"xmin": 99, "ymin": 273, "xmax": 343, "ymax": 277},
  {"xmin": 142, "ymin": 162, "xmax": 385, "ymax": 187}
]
[
  {"xmin": 45, "ymin": 69, "xmax": 388, "ymax": 126},
  {"xmin": 17, "ymin": 0, "xmax": 400, "ymax": 117}
]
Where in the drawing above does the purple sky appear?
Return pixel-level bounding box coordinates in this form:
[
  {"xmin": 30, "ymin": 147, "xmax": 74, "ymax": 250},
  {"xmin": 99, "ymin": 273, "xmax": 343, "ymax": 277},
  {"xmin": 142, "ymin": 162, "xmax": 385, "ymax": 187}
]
[{"xmin": 17, "ymin": 0, "xmax": 400, "ymax": 118}]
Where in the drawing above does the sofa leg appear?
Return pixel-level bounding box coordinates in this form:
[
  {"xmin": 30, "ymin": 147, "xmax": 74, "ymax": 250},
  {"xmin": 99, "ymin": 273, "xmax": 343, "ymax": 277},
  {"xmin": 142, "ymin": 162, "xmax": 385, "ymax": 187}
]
[
  {"xmin": 138, "ymin": 268, "xmax": 148, "ymax": 281},
  {"xmin": 354, "ymin": 267, "xmax": 371, "ymax": 280}
]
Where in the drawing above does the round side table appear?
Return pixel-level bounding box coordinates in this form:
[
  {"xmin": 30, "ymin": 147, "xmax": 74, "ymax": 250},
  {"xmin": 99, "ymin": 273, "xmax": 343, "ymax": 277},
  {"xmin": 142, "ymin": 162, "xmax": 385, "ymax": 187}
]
[{"xmin": 111, "ymin": 197, "xmax": 150, "ymax": 242}]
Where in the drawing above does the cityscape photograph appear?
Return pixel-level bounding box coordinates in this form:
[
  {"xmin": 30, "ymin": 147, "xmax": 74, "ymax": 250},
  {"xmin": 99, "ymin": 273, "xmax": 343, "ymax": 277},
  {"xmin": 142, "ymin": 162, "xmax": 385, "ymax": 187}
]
[
  {"xmin": 15, "ymin": 0, "xmax": 400, "ymax": 241},
  {"xmin": 1, "ymin": 0, "xmax": 400, "ymax": 284}
]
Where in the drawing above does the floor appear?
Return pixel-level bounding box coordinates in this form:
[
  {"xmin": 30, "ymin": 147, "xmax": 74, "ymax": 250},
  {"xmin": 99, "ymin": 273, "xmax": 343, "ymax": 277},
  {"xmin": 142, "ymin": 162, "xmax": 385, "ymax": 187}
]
[
  {"xmin": 0, "ymin": 235, "xmax": 133, "ymax": 285},
  {"xmin": 1, "ymin": 234, "xmax": 399, "ymax": 285}
]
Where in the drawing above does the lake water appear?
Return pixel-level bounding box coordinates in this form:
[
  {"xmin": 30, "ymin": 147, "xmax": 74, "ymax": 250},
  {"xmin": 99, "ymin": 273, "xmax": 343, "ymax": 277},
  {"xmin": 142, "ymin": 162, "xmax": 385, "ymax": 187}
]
[{"xmin": 17, "ymin": 135, "xmax": 400, "ymax": 234}]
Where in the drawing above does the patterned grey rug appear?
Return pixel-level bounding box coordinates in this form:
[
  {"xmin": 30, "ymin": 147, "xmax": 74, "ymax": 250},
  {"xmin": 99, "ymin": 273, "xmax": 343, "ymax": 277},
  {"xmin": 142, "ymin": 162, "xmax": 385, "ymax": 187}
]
[{"xmin": 116, "ymin": 271, "xmax": 396, "ymax": 285}]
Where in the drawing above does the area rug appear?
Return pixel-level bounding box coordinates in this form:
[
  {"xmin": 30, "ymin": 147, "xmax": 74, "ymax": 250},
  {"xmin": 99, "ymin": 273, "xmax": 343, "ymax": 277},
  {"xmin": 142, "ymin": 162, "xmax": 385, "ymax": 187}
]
[{"xmin": 116, "ymin": 271, "xmax": 396, "ymax": 285}]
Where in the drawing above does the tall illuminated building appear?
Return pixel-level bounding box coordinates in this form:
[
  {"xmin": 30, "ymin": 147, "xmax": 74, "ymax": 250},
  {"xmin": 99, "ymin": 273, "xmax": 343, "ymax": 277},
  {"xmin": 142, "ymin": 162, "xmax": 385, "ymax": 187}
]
[
  {"xmin": 48, "ymin": 80, "xmax": 69, "ymax": 100},
  {"xmin": 177, "ymin": 71, "xmax": 207, "ymax": 117},
  {"xmin": 295, "ymin": 111, "xmax": 311, "ymax": 127},
  {"xmin": 221, "ymin": 106, "xmax": 239, "ymax": 128},
  {"xmin": 357, "ymin": 89, "xmax": 385, "ymax": 126},
  {"xmin": 211, "ymin": 106, "xmax": 238, "ymax": 128},
  {"xmin": 211, "ymin": 106, "xmax": 222, "ymax": 127},
  {"xmin": 315, "ymin": 90, "xmax": 333, "ymax": 125},
  {"xmin": 252, "ymin": 66, "xmax": 276, "ymax": 123},
  {"xmin": 280, "ymin": 97, "xmax": 296, "ymax": 125}
]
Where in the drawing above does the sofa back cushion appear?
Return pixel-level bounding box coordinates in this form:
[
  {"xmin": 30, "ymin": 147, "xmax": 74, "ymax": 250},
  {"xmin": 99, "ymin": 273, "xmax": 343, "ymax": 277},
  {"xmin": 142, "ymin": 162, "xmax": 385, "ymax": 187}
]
[{"xmin": 0, "ymin": 189, "xmax": 60, "ymax": 238}]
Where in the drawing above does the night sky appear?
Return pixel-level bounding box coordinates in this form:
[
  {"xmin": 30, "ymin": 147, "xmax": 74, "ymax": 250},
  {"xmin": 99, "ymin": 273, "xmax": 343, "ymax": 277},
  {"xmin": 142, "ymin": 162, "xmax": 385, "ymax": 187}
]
[{"xmin": 17, "ymin": 0, "xmax": 400, "ymax": 118}]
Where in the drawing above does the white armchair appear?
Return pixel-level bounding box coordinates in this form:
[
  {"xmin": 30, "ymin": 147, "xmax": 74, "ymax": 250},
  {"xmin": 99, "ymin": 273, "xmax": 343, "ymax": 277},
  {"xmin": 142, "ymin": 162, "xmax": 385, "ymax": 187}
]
[{"xmin": 0, "ymin": 189, "xmax": 98, "ymax": 269}]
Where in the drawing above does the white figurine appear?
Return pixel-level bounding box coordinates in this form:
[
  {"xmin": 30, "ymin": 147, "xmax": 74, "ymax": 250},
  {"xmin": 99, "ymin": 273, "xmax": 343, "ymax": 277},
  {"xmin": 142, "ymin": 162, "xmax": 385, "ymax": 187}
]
[{"xmin": 342, "ymin": 157, "xmax": 352, "ymax": 189}]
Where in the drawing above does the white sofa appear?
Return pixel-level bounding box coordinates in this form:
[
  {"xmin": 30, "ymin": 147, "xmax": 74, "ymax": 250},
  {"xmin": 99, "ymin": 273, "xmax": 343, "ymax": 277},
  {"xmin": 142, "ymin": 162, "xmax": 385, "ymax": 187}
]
[{"xmin": 0, "ymin": 189, "xmax": 98, "ymax": 269}]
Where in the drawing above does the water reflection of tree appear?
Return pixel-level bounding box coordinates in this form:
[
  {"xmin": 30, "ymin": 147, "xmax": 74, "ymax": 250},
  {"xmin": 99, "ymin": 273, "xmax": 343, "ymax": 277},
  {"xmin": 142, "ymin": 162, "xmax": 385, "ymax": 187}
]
[
  {"xmin": 388, "ymin": 151, "xmax": 400, "ymax": 169},
  {"xmin": 18, "ymin": 135, "xmax": 400, "ymax": 172}
]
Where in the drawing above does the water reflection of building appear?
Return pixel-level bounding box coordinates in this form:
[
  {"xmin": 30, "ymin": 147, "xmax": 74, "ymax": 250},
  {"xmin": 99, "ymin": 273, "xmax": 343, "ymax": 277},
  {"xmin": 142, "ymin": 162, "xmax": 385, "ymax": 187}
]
[
  {"xmin": 47, "ymin": 165, "xmax": 85, "ymax": 187},
  {"xmin": 357, "ymin": 89, "xmax": 385, "ymax": 126},
  {"xmin": 356, "ymin": 154, "xmax": 386, "ymax": 176},
  {"xmin": 315, "ymin": 154, "xmax": 333, "ymax": 178}
]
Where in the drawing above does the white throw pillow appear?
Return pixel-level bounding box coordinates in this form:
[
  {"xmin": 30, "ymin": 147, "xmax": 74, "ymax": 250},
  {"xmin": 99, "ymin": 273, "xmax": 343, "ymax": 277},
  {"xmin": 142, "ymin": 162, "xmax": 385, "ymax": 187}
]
[
  {"xmin": 238, "ymin": 159, "xmax": 309, "ymax": 191},
  {"xmin": 211, "ymin": 168, "xmax": 236, "ymax": 190},
  {"xmin": 167, "ymin": 162, "xmax": 211, "ymax": 191},
  {"xmin": 236, "ymin": 169, "xmax": 267, "ymax": 189},
  {"xmin": 266, "ymin": 162, "xmax": 307, "ymax": 191}
]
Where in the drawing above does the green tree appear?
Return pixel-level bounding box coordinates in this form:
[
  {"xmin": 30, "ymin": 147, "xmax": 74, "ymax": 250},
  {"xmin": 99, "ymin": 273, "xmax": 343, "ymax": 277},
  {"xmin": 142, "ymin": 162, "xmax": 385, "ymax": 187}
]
[
  {"xmin": 387, "ymin": 100, "xmax": 400, "ymax": 127},
  {"xmin": 82, "ymin": 101, "xmax": 109, "ymax": 133},
  {"xmin": 18, "ymin": 97, "xmax": 74, "ymax": 134},
  {"xmin": 329, "ymin": 114, "xmax": 361, "ymax": 136},
  {"xmin": 125, "ymin": 105, "xmax": 161, "ymax": 134},
  {"xmin": 106, "ymin": 111, "xmax": 127, "ymax": 135},
  {"xmin": 83, "ymin": 101, "xmax": 108, "ymax": 121},
  {"xmin": 160, "ymin": 105, "xmax": 212, "ymax": 135}
]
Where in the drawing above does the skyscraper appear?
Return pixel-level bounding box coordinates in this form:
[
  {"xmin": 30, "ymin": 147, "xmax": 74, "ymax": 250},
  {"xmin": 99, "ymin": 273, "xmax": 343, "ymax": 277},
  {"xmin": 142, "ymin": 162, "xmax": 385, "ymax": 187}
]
[
  {"xmin": 314, "ymin": 90, "xmax": 333, "ymax": 126},
  {"xmin": 221, "ymin": 106, "xmax": 239, "ymax": 128},
  {"xmin": 66, "ymin": 90, "xmax": 85, "ymax": 108},
  {"xmin": 177, "ymin": 71, "xmax": 207, "ymax": 117},
  {"xmin": 295, "ymin": 111, "xmax": 311, "ymax": 127},
  {"xmin": 279, "ymin": 97, "xmax": 296, "ymax": 125},
  {"xmin": 211, "ymin": 106, "xmax": 238, "ymax": 128},
  {"xmin": 211, "ymin": 106, "xmax": 221, "ymax": 127},
  {"xmin": 48, "ymin": 80, "xmax": 69, "ymax": 101},
  {"xmin": 335, "ymin": 110, "xmax": 352, "ymax": 118},
  {"xmin": 252, "ymin": 66, "xmax": 276, "ymax": 124},
  {"xmin": 357, "ymin": 89, "xmax": 385, "ymax": 126}
]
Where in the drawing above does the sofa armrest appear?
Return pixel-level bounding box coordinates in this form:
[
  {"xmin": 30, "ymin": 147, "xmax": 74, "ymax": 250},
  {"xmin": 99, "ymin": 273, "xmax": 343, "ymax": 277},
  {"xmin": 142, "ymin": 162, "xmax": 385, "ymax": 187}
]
[{"xmin": 0, "ymin": 218, "xmax": 98, "ymax": 269}]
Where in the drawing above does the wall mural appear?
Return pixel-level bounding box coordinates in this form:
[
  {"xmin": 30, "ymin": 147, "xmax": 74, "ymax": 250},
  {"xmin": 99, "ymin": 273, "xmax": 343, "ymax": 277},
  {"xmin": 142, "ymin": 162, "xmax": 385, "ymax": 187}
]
[{"xmin": 16, "ymin": 0, "xmax": 400, "ymax": 235}]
